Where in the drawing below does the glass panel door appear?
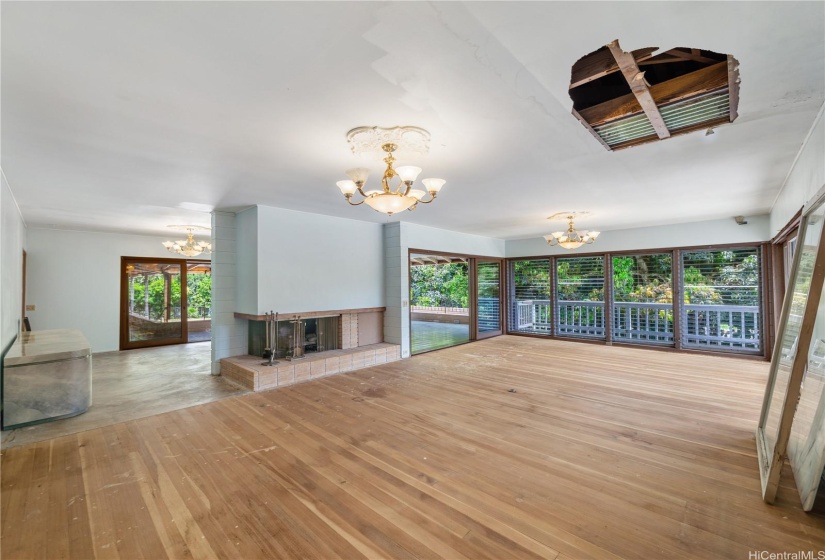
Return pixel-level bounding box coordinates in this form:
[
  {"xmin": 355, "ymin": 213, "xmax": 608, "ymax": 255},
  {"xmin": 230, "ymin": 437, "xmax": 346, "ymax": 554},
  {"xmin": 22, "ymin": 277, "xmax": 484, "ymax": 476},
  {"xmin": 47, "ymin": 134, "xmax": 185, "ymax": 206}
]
[
  {"xmin": 555, "ymin": 256, "xmax": 605, "ymax": 339},
  {"xmin": 121, "ymin": 258, "xmax": 187, "ymax": 349},
  {"xmin": 476, "ymin": 260, "xmax": 502, "ymax": 339},
  {"xmin": 409, "ymin": 253, "xmax": 470, "ymax": 354},
  {"xmin": 758, "ymin": 190, "xmax": 825, "ymax": 503},
  {"xmin": 681, "ymin": 248, "xmax": 762, "ymax": 353},
  {"xmin": 186, "ymin": 261, "xmax": 212, "ymax": 343},
  {"xmin": 612, "ymin": 253, "xmax": 674, "ymax": 345}
]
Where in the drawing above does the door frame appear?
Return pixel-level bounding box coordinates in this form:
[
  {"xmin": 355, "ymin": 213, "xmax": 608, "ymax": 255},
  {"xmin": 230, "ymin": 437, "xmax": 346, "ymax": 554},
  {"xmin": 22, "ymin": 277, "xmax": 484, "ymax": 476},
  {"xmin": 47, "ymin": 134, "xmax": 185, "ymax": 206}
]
[
  {"xmin": 408, "ymin": 249, "xmax": 505, "ymax": 354},
  {"xmin": 120, "ymin": 256, "xmax": 189, "ymax": 350},
  {"xmin": 473, "ymin": 258, "xmax": 504, "ymax": 339}
]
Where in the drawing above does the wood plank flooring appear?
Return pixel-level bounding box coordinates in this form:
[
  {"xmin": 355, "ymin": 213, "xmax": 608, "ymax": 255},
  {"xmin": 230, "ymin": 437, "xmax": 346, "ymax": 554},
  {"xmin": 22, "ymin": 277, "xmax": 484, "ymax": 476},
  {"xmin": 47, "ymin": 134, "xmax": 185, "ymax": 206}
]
[{"xmin": 2, "ymin": 336, "xmax": 824, "ymax": 559}]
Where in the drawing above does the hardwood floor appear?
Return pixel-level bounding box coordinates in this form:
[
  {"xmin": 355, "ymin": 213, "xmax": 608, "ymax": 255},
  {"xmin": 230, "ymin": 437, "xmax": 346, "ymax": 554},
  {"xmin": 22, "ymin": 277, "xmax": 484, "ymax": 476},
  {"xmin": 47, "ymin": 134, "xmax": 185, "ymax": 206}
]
[{"xmin": 2, "ymin": 336, "xmax": 823, "ymax": 559}]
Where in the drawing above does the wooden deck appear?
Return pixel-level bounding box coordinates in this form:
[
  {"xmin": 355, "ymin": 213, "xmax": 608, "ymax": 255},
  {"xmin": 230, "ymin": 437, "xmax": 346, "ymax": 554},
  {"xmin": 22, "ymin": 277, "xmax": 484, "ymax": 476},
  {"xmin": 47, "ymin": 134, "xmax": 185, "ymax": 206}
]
[{"xmin": 2, "ymin": 336, "xmax": 823, "ymax": 559}]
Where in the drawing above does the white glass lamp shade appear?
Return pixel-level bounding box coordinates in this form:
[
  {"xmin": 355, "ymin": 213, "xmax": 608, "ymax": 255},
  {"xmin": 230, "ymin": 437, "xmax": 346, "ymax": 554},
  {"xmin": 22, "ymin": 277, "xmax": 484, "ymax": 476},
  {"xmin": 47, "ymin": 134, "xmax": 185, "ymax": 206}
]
[
  {"xmin": 336, "ymin": 180, "xmax": 358, "ymax": 195},
  {"xmin": 587, "ymin": 231, "xmax": 601, "ymax": 239},
  {"xmin": 364, "ymin": 189, "xmax": 383, "ymax": 196},
  {"xmin": 162, "ymin": 241, "xmax": 177, "ymax": 249},
  {"xmin": 345, "ymin": 167, "xmax": 371, "ymax": 184},
  {"xmin": 421, "ymin": 178, "xmax": 446, "ymax": 193},
  {"xmin": 395, "ymin": 166, "xmax": 422, "ymax": 183},
  {"xmin": 559, "ymin": 240, "xmax": 585, "ymax": 249},
  {"xmin": 408, "ymin": 189, "xmax": 426, "ymax": 200},
  {"xmin": 364, "ymin": 193, "xmax": 418, "ymax": 215}
]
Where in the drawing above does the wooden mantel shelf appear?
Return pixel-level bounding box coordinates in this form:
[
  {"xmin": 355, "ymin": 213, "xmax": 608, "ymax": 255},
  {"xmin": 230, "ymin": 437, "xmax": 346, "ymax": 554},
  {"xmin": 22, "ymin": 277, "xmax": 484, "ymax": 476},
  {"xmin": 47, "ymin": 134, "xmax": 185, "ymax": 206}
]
[{"xmin": 235, "ymin": 307, "xmax": 386, "ymax": 321}]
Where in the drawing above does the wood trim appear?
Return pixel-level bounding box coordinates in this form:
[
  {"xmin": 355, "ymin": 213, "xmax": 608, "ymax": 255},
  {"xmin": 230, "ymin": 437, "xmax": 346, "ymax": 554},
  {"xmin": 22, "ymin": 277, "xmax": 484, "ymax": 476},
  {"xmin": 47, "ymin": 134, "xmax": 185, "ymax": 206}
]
[
  {"xmin": 672, "ymin": 249, "xmax": 683, "ymax": 351},
  {"xmin": 549, "ymin": 257, "xmax": 556, "ymax": 337},
  {"xmin": 235, "ymin": 307, "xmax": 386, "ymax": 321},
  {"xmin": 770, "ymin": 207, "xmax": 803, "ymax": 245},
  {"xmin": 506, "ymin": 241, "xmax": 764, "ymax": 262},
  {"xmin": 408, "ymin": 247, "xmax": 503, "ymax": 260},
  {"xmin": 604, "ymin": 254, "xmax": 614, "ymax": 345},
  {"xmin": 762, "ymin": 243, "xmax": 776, "ymax": 362}
]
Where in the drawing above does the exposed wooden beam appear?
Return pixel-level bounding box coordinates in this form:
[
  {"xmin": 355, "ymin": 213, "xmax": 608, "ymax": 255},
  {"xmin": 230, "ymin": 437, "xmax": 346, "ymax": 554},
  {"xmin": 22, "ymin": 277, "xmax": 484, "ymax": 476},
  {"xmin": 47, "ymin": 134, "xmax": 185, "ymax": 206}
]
[
  {"xmin": 578, "ymin": 61, "xmax": 729, "ymax": 127},
  {"xmin": 637, "ymin": 55, "xmax": 688, "ymax": 66},
  {"xmin": 569, "ymin": 44, "xmax": 658, "ymax": 90},
  {"xmin": 607, "ymin": 40, "xmax": 670, "ymax": 139},
  {"xmin": 666, "ymin": 48, "xmax": 718, "ymax": 65}
]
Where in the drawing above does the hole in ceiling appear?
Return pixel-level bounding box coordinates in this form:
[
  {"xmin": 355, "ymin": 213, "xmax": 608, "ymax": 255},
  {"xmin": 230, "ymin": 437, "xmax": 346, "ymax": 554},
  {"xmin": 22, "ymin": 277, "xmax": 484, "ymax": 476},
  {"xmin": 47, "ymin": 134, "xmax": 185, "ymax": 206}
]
[{"xmin": 569, "ymin": 40, "xmax": 739, "ymax": 151}]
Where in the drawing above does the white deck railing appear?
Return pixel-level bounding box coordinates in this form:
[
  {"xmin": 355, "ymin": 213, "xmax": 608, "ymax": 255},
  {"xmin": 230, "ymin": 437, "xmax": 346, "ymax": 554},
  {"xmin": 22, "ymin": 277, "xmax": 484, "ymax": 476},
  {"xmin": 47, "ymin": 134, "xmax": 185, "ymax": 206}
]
[{"xmin": 513, "ymin": 300, "xmax": 760, "ymax": 351}]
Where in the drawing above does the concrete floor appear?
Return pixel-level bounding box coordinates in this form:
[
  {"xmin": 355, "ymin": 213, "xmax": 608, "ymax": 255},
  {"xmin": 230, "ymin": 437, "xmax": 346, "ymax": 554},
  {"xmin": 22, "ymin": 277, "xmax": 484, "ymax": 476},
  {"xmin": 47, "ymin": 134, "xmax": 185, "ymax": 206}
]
[{"xmin": 1, "ymin": 342, "xmax": 246, "ymax": 449}]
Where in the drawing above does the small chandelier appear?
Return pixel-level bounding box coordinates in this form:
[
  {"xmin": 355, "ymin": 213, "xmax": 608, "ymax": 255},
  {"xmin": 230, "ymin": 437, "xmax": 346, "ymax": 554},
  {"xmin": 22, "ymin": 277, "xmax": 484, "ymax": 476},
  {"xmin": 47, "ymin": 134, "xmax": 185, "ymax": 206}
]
[
  {"xmin": 544, "ymin": 215, "xmax": 600, "ymax": 250},
  {"xmin": 162, "ymin": 226, "xmax": 212, "ymax": 257},
  {"xmin": 336, "ymin": 126, "xmax": 445, "ymax": 215}
]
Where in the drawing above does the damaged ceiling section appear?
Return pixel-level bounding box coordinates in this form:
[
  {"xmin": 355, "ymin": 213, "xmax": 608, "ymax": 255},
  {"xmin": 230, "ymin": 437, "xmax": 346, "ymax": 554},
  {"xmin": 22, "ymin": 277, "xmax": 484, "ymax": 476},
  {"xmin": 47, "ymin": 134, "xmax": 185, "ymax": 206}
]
[{"xmin": 570, "ymin": 40, "xmax": 740, "ymax": 150}]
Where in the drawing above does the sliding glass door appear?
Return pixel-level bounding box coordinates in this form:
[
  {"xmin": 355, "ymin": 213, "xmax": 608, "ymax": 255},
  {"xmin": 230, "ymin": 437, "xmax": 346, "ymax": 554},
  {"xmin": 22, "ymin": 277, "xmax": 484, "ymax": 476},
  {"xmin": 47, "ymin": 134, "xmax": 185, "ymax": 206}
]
[
  {"xmin": 476, "ymin": 260, "xmax": 503, "ymax": 339},
  {"xmin": 409, "ymin": 252, "xmax": 504, "ymax": 354},
  {"xmin": 409, "ymin": 253, "xmax": 471, "ymax": 354},
  {"xmin": 121, "ymin": 257, "xmax": 188, "ymax": 349},
  {"xmin": 555, "ymin": 256, "xmax": 605, "ymax": 339}
]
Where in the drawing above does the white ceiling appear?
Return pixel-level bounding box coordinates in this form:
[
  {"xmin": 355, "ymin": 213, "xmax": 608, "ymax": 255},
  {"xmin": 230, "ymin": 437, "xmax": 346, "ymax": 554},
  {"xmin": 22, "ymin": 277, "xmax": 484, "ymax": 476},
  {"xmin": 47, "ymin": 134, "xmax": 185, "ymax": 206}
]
[{"xmin": 2, "ymin": 1, "xmax": 823, "ymax": 239}]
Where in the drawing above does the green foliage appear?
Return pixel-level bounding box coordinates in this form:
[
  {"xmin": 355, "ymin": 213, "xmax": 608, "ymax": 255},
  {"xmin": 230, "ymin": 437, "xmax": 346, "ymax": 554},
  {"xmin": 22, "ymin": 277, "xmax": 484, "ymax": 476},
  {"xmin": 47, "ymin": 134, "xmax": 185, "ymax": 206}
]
[
  {"xmin": 130, "ymin": 271, "xmax": 212, "ymax": 320},
  {"xmin": 187, "ymin": 273, "xmax": 212, "ymax": 318},
  {"xmin": 410, "ymin": 262, "xmax": 469, "ymax": 308}
]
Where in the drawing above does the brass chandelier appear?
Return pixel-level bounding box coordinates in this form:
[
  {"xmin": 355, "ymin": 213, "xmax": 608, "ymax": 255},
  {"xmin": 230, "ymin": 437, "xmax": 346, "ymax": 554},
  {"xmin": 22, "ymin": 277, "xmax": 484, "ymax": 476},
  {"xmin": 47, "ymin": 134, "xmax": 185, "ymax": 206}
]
[
  {"xmin": 162, "ymin": 226, "xmax": 212, "ymax": 257},
  {"xmin": 544, "ymin": 215, "xmax": 600, "ymax": 250},
  {"xmin": 336, "ymin": 126, "xmax": 445, "ymax": 216}
]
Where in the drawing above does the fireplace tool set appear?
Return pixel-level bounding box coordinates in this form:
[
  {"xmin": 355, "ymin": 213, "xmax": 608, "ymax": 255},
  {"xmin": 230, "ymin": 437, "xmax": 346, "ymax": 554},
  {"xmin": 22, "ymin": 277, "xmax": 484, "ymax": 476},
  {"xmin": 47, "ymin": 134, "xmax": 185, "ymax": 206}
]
[
  {"xmin": 286, "ymin": 316, "xmax": 306, "ymax": 361},
  {"xmin": 261, "ymin": 311, "xmax": 279, "ymax": 366},
  {"xmin": 261, "ymin": 312, "xmax": 308, "ymax": 364}
]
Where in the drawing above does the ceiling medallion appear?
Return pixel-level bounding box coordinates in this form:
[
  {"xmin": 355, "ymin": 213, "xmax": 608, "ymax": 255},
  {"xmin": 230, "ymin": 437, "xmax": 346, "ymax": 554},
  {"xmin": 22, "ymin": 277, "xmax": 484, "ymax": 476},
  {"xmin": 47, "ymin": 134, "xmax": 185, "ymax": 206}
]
[
  {"xmin": 336, "ymin": 126, "xmax": 445, "ymax": 216},
  {"xmin": 544, "ymin": 213, "xmax": 601, "ymax": 250},
  {"xmin": 162, "ymin": 225, "xmax": 212, "ymax": 257}
]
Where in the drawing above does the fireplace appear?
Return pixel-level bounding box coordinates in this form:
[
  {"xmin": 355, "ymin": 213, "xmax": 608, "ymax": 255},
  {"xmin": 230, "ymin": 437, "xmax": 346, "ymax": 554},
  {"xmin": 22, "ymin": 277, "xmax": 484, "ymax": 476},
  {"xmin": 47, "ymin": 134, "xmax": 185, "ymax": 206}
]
[
  {"xmin": 248, "ymin": 316, "xmax": 339, "ymax": 358},
  {"xmin": 243, "ymin": 309, "xmax": 384, "ymax": 359}
]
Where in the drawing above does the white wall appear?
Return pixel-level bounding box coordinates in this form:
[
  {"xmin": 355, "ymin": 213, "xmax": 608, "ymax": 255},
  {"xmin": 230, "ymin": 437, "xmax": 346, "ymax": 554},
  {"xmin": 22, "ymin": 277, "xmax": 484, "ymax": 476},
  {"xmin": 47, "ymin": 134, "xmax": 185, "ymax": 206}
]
[
  {"xmin": 505, "ymin": 216, "xmax": 771, "ymax": 258},
  {"xmin": 1, "ymin": 173, "xmax": 27, "ymax": 352},
  {"xmin": 384, "ymin": 222, "xmax": 506, "ymax": 358},
  {"xmin": 254, "ymin": 205, "xmax": 384, "ymax": 313},
  {"xmin": 771, "ymin": 105, "xmax": 825, "ymax": 234},
  {"xmin": 25, "ymin": 228, "xmax": 209, "ymax": 353},
  {"xmin": 211, "ymin": 211, "xmax": 245, "ymax": 374},
  {"xmin": 235, "ymin": 206, "xmax": 258, "ymax": 314}
]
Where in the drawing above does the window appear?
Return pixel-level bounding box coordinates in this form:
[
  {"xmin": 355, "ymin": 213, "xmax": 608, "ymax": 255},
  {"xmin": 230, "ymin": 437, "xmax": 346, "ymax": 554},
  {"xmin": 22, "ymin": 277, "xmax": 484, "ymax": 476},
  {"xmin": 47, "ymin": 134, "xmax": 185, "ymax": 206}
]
[
  {"xmin": 681, "ymin": 248, "xmax": 761, "ymax": 353},
  {"xmin": 508, "ymin": 259, "xmax": 552, "ymax": 335},
  {"xmin": 507, "ymin": 245, "xmax": 764, "ymax": 356},
  {"xmin": 556, "ymin": 256, "xmax": 605, "ymax": 339},
  {"xmin": 612, "ymin": 253, "xmax": 673, "ymax": 344}
]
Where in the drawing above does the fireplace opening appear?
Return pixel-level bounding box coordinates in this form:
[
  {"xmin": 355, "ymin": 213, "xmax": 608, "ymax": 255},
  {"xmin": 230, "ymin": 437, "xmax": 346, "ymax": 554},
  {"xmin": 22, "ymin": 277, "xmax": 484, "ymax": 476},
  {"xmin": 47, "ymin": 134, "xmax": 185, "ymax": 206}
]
[{"xmin": 248, "ymin": 315, "xmax": 339, "ymax": 359}]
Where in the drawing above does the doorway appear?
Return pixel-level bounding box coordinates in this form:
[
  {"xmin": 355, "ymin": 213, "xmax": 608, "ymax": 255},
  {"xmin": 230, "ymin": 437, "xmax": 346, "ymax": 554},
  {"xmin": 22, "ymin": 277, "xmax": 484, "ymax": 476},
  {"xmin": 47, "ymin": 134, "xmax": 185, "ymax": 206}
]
[
  {"xmin": 120, "ymin": 257, "xmax": 212, "ymax": 350},
  {"xmin": 409, "ymin": 251, "xmax": 504, "ymax": 354}
]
